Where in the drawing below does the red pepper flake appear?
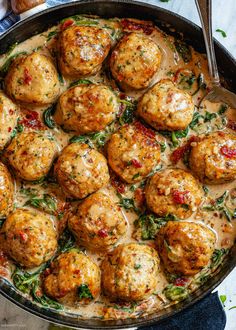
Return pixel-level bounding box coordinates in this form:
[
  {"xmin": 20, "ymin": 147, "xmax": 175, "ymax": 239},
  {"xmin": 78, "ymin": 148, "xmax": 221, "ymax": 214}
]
[
  {"xmin": 121, "ymin": 18, "xmax": 154, "ymax": 35},
  {"xmin": 8, "ymin": 127, "xmax": 12, "ymax": 132},
  {"xmin": 23, "ymin": 68, "xmax": 32, "ymax": 85},
  {"xmin": 61, "ymin": 19, "xmax": 74, "ymax": 31},
  {"xmin": 18, "ymin": 231, "xmax": 28, "ymax": 242},
  {"xmin": 9, "ymin": 109, "xmax": 14, "ymax": 115},
  {"xmin": 98, "ymin": 229, "xmax": 108, "ymax": 238},
  {"xmin": 172, "ymin": 190, "xmax": 189, "ymax": 204},
  {"xmin": 134, "ymin": 121, "xmax": 156, "ymax": 139},
  {"xmin": 111, "ymin": 175, "xmax": 126, "ymax": 194},
  {"xmin": 170, "ymin": 135, "xmax": 199, "ymax": 163},
  {"xmin": 73, "ymin": 269, "xmax": 81, "ymax": 275},
  {"xmin": 131, "ymin": 159, "xmax": 142, "ymax": 168},
  {"xmin": 19, "ymin": 110, "xmax": 44, "ymax": 130},
  {"xmin": 220, "ymin": 145, "xmax": 236, "ymax": 159},
  {"xmin": 227, "ymin": 119, "xmax": 236, "ymax": 131},
  {"xmin": 174, "ymin": 277, "xmax": 188, "ymax": 287}
]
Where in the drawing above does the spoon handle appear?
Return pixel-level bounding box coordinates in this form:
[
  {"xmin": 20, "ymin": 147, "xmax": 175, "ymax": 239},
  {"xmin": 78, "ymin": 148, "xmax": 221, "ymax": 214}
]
[{"xmin": 195, "ymin": 0, "xmax": 220, "ymax": 86}]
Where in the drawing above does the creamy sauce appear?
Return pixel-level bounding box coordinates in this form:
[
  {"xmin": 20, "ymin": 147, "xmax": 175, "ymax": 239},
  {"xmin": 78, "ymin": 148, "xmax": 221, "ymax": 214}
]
[{"xmin": 0, "ymin": 16, "xmax": 236, "ymax": 320}]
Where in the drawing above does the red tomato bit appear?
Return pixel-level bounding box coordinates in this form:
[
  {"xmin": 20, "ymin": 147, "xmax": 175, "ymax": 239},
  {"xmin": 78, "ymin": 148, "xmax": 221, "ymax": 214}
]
[
  {"xmin": 19, "ymin": 110, "xmax": 44, "ymax": 130},
  {"xmin": 174, "ymin": 277, "xmax": 188, "ymax": 287},
  {"xmin": 23, "ymin": 68, "xmax": 32, "ymax": 85},
  {"xmin": 18, "ymin": 230, "xmax": 28, "ymax": 242},
  {"xmin": 111, "ymin": 175, "xmax": 126, "ymax": 194},
  {"xmin": 170, "ymin": 136, "xmax": 199, "ymax": 163},
  {"xmin": 98, "ymin": 229, "xmax": 108, "ymax": 238},
  {"xmin": 121, "ymin": 19, "xmax": 154, "ymax": 35},
  {"xmin": 61, "ymin": 19, "xmax": 74, "ymax": 30},
  {"xmin": 220, "ymin": 145, "xmax": 236, "ymax": 159},
  {"xmin": 172, "ymin": 190, "xmax": 189, "ymax": 204},
  {"xmin": 227, "ymin": 119, "xmax": 236, "ymax": 131},
  {"xmin": 134, "ymin": 121, "xmax": 156, "ymax": 139},
  {"xmin": 131, "ymin": 159, "xmax": 142, "ymax": 168}
]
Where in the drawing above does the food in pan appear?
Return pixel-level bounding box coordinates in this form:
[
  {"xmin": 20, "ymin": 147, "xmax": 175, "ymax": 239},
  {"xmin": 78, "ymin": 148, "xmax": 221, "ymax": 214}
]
[
  {"xmin": 145, "ymin": 168, "xmax": 204, "ymax": 219},
  {"xmin": 54, "ymin": 84, "xmax": 119, "ymax": 134},
  {"xmin": 68, "ymin": 191, "xmax": 127, "ymax": 251},
  {"xmin": 5, "ymin": 53, "xmax": 60, "ymax": 105},
  {"xmin": 0, "ymin": 14, "xmax": 235, "ymax": 321},
  {"xmin": 0, "ymin": 91, "xmax": 18, "ymax": 150}
]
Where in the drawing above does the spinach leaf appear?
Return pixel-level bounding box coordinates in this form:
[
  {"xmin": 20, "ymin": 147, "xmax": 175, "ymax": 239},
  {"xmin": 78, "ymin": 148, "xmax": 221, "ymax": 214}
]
[
  {"xmin": 174, "ymin": 40, "xmax": 192, "ymax": 63},
  {"xmin": 134, "ymin": 213, "xmax": 177, "ymax": 240},
  {"xmin": 117, "ymin": 193, "xmax": 141, "ymax": 214},
  {"xmin": 43, "ymin": 106, "xmax": 56, "ymax": 129},
  {"xmin": 77, "ymin": 284, "xmax": 93, "ymax": 300},
  {"xmin": 163, "ymin": 284, "xmax": 189, "ymax": 301},
  {"xmin": 192, "ymin": 73, "xmax": 206, "ymax": 95},
  {"xmin": 211, "ymin": 248, "xmax": 228, "ymax": 269},
  {"xmin": 69, "ymin": 78, "xmax": 93, "ymax": 88},
  {"xmin": 25, "ymin": 194, "xmax": 57, "ymax": 215}
]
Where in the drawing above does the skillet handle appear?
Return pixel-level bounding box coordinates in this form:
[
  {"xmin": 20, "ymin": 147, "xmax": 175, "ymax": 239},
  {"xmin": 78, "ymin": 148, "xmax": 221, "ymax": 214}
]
[
  {"xmin": 195, "ymin": 0, "xmax": 220, "ymax": 86},
  {"xmin": 10, "ymin": 0, "xmax": 46, "ymax": 15}
]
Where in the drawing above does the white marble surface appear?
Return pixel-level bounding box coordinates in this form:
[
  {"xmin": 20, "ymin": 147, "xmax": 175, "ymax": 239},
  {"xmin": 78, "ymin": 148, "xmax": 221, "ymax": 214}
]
[{"xmin": 0, "ymin": 0, "xmax": 236, "ymax": 329}]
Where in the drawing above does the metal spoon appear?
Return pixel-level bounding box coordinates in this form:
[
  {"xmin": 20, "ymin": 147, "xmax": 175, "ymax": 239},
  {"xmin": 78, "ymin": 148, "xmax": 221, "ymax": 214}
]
[{"xmin": 195, "ymin": 0, "xmax": 236, "ymax": 108}]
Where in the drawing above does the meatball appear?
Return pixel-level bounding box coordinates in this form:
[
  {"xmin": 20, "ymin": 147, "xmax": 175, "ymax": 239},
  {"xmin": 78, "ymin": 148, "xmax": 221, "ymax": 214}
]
[
  {"xmin": 145, "ymin": 168, "xmax": 203, "ymax": 219},
  {"xmin": 102, "ymin": 243, "xmax": 160, "ymax": 301},
  {"xmin": 54, "ymin": 143, "xmax": 110, "ymax": 199},
  {"xmin": 58, "ymin": 25, "xmax": 111, "ymax": 78},
  {"xmin": 5, "ymin": 53, "xmax": 60, "ymax": 105},
  {"xmin": 5, "ymin": 131, "xmax": 58, "ymax": 181},
  {"xmin": 1, "ymin": 208, "xmax": 57, "ymax": 268},
  {"xmin": 0, "ymin": 91, "xmax": 18, "ymax": 150},
  {"xmin": 54, "ymin": 84, "xmax": 119, "ymax": 134},
  {"xmin": 156, "ymin": 221, "xmax": 216, "ymax": 275},
  {"xmin": 110, "ymin": 32, "xmax": 161, "ymax": 90},
  {"xmin": 189, "ymin": 131, "xmax": 236, "ymax": 184},
  {"xmin": 43, "ymin": 250, "xmax": 100, "ymax": 305},
  {"xmin": 137, "ymin": 79, "xmax": 195, "ymax": 131},
  {"xmin": 107, "ymin": 122, "xmax": 161, "ymax": 183},
  {"xmin": 0, "ymin": 162, "xmax": 14, "ymax": 219},
  {"xmin": 68, "ymin": 191, "xmax": 127, "ymax": 251}
]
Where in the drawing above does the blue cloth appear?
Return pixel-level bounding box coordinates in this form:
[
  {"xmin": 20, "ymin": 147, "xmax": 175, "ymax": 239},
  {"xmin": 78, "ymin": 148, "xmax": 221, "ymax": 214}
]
[
  {"xmin": 0, "ymin": 0, "xmax": 72, "ymax": 33},
  {"xmin": 141, "ymin": 292, "xmax": 226, "ymax": 330}
]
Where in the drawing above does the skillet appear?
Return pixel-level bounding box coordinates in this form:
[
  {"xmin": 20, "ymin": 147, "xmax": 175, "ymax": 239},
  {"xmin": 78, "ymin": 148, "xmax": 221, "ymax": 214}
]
[{"xmin": 0, "ymin": 0, "xmax": 236, "ymax": 328}]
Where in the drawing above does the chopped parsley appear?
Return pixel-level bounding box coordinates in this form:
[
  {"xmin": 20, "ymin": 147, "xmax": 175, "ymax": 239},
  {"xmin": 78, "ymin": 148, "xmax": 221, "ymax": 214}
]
[{"xmin": 216, "ymin": 29, "xmax": 227, "ymax": 38}]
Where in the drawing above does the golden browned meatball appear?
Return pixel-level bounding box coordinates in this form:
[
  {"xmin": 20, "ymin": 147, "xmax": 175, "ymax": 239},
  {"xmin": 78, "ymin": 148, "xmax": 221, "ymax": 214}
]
[
  {"xmin": 145, "ymin": 168, "xmax": 204, "ymax": 219},
  {"xmin": 1, "ymin": 208, "xmax": 57, "ymax": 268},
  {"xmin": 54, "ymin": 143, "xmax": 110, "ymax": 199},
  {"xmin": 5, "ymin": 53, "xmax": 60, "ymax": 105},
  {"xmin": 54, "ymin": 84, "xmax": 119, "ymax": 134},
  {"xmin": 189, "ymin": 131, "xmax": 236, "ymax": 184},
  {"xmin": 137, "ymin": 79, "xmax": 194, "ymax": 131},
  {"xmin": 107, "ymin": 122, "xmax": 161, "ymax": 183},
  {"xmin": 0, "ymin": 91, "xmax": 18, "ymax": 150},
  {"xmin": 156, "ymin": 221, "xmax": 216, "ymax": 275},
  {"xmin": 68, "ymin": 191, "xmax": 127, "ymax": 251},
  {"xmin": 58, "ymin": 25, "xmax": 111, "ymax": 78},
  {"xmin": 0, "ymin": 162, "xmax": 14, "ymax": 219},
  {"xmin": 110, "ymin": 32, "xmax": 161, "ymax": 90},
  {"xmin": 5, "ymin": 131, "xmax": 58, "ymax": 181},
  {"xmin": 102, "ymin": 243, "xmax": 160, "ymax": 301},
  {"xmin": 43, "ymin": 250, "xmax": 100, "ymax": 306}
]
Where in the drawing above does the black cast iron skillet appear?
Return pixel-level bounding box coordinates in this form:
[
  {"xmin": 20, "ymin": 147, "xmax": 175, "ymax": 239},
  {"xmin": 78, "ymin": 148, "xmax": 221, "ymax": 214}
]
[{"xmin": 0, "ymin": 1, "xmax": 236, "ymax": 328}]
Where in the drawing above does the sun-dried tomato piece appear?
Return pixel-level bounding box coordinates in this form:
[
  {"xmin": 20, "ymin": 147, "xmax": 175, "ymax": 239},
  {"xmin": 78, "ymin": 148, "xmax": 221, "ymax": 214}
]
[
  {"xmin": 170, "ymin": 135, "xmax": 199, "ymax": 163},
  {"xmin": 18, "ymin": 230, "xmax": 28, "ymax": 242},
  {"xmin": 23, "ymin": 68, "xmax": 32, "ymax": 85},
  {"xmin": 98, "ymin": 229, "xmax": 108, "ymax": 238},
  {"xmin": 134, "ymin": 121, "xmax": 156, "ymax": 139},
  {"xmin": 220, "ymin": 145, "xmax": 236, "ymax": 159},
  {"xmin": 174, "ymin": 277, "xmax": 188, "ymax": 287},
  {"xmin": 111, "ymin": 174, "xmax": 126, "ymax": 194},
  {"xmin": 61, "ymin": 18, "xmax": 74, "ymax": 31},
  {"xmin": 19, "ymin": 110, "xmax": 44, "ymax": 130},
  {"xmin": 172, "ymin": 190, "xmax": 189, "ymax": 204},
  {"xmin": 121, "ymin": 18, "xmax": 154, "ymax": 35},
  {"xmin": 131, "ymin": 159, "xmax": 142, "ymax": 168}
]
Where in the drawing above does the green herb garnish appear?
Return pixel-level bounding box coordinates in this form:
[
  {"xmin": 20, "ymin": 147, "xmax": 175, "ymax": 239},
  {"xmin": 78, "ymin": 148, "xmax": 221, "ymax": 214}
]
[
  {"xmin": 216, "ymin": 29, "xmax": 227, "ymax": 38},
  {"xmin": 163, "ymin": 284, "xmax": 189, "ymax": 301},
  {"xmin": 43, "ymin": 106, "xmax": 56, "ymax": 129},
  {"xmin": 77, "ymin": 284, "xmax": 93, "ymax": 300}
]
